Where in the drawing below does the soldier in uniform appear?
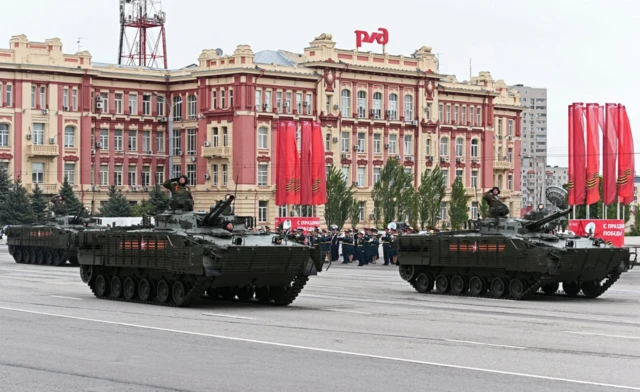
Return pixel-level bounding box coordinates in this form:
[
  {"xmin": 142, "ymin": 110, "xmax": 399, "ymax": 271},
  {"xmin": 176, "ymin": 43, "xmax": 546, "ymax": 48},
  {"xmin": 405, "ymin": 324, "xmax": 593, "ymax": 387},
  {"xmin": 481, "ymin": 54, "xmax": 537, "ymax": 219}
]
[
  {"xmin": 381, "ymin": 228, "xmax": 392, "ymax": 265},
  {"xmin": 341, "ymin": 230, "xmax": 353, "ymax": 264},
  {"xmin": 390, "ymin": 229, "xmax": 399, "ymax": 265},
  {"xmin": 355, "ymin": 231, "xmax": 365, "ymax": 266},
  {"xmin": 329, "ymin": 225, "xmax": 340, "ymax": 262},
  {"xmin": 483, "ymin": 186, "xmax": 509, "ymax": 218},
  {"xmin": 163, "ymin": 175, "xmax": 195, "ymax": 212}
]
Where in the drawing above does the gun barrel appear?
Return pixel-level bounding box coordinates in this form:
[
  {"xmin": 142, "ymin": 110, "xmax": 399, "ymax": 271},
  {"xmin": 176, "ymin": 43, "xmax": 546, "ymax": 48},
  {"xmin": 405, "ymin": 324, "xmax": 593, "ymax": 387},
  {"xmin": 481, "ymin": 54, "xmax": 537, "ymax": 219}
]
[
  {"xmin": 206, "ymin": 195, "xmax": 235, "ymax": 225},
  {"xmin": 526, "ymin": 208, "xmax": 571, "ymax": 230}
]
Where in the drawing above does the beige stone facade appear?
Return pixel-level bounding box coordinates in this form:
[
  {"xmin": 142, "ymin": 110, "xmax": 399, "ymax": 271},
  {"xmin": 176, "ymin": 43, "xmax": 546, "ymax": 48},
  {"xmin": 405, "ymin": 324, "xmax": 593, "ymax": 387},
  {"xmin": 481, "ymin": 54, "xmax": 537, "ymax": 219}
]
[{"xmin": 0, "ymin": 33, "xmax": 524, "ymax": 227}]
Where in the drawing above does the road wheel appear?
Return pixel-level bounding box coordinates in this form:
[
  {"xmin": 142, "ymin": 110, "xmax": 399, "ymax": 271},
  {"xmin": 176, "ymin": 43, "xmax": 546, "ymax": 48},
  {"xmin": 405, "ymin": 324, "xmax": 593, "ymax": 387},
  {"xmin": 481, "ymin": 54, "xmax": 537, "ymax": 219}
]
[
  {"xmin": 563, "ymin": 281, "xmax": 581, "ymax": 297},
  {"xmin": 172, "ymin": 281, "xmax": 187, "ymax": 306},
  {"xmin": 80, "ymin": 265, "xmax": 93, "ymax": 283},
  {"xmin": 541, "ymin": 282, "xmax": 559, "ymax": 295},
  {"xmin": 509, "ymin": 278, "xmax": 526, "ymax": 300},
  {"xmin": 95, "ymin": 275, "xmax": 108, "ymax": 297},
  {"xmin": 580, "ymin": 280, "xmax": 601, "ymax": 298},
  {"xmin": 490, "ymin": 277, "xmax": 507, "ymax": 298},
  {"xmin": 13, "ymin": 249, "xmax": 22, "ymax": 263},
  {"xmin": 399, "ymin": 265, "xmax": 416, "ymax": 282},
  {"xmin": 123, "ymin": 278, "xmax": 136, "ymax": 300},
  {"xmin": 450, "ymin": 276, "xmax": 468, "ymax": 295},
  {"xmin": 36, "ymin": 251, "xmax": 45, "ymax": 265},
  {"xmin": 469, "ymin": 276, "xmax": 486, "ymax": 296},
  {"xmin": 435, "ymin": 274, "xmax": 450, "ymax": 294},
  {"xmin": 235, "ymin": 286, "xmax": 254, "ymax": 301},
  {"xmin": 156, "ymin": 280, "xmax": 170, "ymax": 303},
  {"xmin": 414, "ymin": 273, "xmax": 433, "ymax": 293},
  {"xmin": 110, "ymin": 276, "xmax": 122, "ymax": 298},
  {"xmin": 138, "ymin": 279, "xmax": 152, "ymax": 301}
]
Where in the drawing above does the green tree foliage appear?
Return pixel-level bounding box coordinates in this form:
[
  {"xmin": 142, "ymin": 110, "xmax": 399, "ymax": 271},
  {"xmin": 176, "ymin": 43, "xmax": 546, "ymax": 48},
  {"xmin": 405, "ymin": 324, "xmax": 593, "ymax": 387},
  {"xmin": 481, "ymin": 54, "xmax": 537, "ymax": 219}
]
[
  {"xmin": 449, "ymin": 176, "xmax": 470, "ymax": 230},
  {"xmin": 30, "ymin": 183, "xmax": 49, "ymax": 223},
  {"xmin": 0, "ymin": 166, "xmax": 10, "ymax": 207},
  {"xmin": 324, "ymin": 165, "xmax": 355, "ymax": 230},
  {"xmin": 417, "ymin": 166, "xmax": 446, "ymax": 229},
  {"xmin": 148, "ymin": 185, "xmax": 171, "ymax": 215},
  {"xmin": 563, "ymin": 182, "xmax": 630, "ymax": 222},
  {"xmin": 131, "ymin": 199, "xmax": 155, "ymax": 217},
  {"xmin": 54, "ymin": 176, "xmax": 84, "ymax": 215},
  {"xmin": 348, "ymin": 199, "xmax": 361, "ymax": 229},
  {"xmin": 479, "ymin": 198, "xmax": 490, "ymax": 219},
  {"xmin": 372, "ymin": 159, "xmax": 413, "ymax": 225},
  {"xmin": 99, "ymin": 185, "xmax": 133, "ymax": 217},
  {"xmin": 0, "ymin": 179, "xmax": 35, "ymax": 225},
  {"xmin": 408, "ymin": 191, "xmax": 419, "ymax": 229}
]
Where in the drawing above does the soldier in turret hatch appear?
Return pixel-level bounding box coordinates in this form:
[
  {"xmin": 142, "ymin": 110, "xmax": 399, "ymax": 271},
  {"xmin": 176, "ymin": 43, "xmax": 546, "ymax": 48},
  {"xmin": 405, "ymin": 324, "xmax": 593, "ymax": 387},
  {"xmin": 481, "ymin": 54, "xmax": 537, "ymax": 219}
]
[
  {"xmin": 483, "ymin": 186, "xmax": 510, "ymax": 218},
  {"xmin": 163, "ymin": 175, "xmax": 194, "ymax": 211}
]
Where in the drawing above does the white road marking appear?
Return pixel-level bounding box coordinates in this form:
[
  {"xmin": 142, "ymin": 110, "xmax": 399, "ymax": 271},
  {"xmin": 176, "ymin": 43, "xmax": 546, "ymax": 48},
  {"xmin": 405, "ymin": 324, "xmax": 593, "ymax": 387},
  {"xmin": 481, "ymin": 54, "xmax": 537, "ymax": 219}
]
[
  {"xmin": 564, "ymin": 331, "xmax": 640, "ymax": 340},
  {"xmin": 445, "ymin": 339, "xmax": 525, "ymax": 350},
  {"xmin": 50, "ymin": 296, "xmax": 83, "ymax": 301},
  {"xmin": 0, "ymin": 306, "xmax": 638, "ymax": 390},
  {"xmin": 202, "ymin": 313, "xmax": 256, "ymax": 320},
  {"xmin": 321, "ymin": 308, "xmax": 372, "ymax": 315},
  {"xmin": 309, "ymin": 285, "xmax": 344, "ymax": 289}
]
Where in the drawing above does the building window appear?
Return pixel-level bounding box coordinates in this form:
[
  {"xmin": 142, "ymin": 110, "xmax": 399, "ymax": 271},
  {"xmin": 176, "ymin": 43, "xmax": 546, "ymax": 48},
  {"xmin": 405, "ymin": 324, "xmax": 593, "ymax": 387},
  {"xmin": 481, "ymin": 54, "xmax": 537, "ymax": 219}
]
[
  {"xmin": 258, "ymin": 164, "xmax": 268, "ymax": 186},
  {"xmin": 440, "ymin": 202, "xmax": 447, "ymax": 220},
  {"xmin": 172, "ymin": 96, "xmax": 182, "ymax": 121},
  {"xmin": 142, "ymin": 94, "xmax": 151, "ymax": 115},
  {"xmin": 258, "ymin": 127, "xmax": 268, "ymax": 149},
  {"xmin": 296, "ymin": 92, "xmax": 302, "ymax": 114},
  {"xmin": 358, "ymin": 201, "xmax": 365, "ymax": 222},
  {"xmin": 476, "ymin": 107, "xmax": 482, "ymax": 125},
  {"xmin": 276, "ymin": 91, "xmax": 282, "ymax": 113},
  {"xmin": 155, "ymin": 166, "xmax": 164, "ymax": 185},
  {"xmin": 5, "ymin": 84, "xmax": 12, "ymax": 107},
  {"xmin": 404, "ymin": 94, "xmax": 413, "ymax": 120},
  {"xmin": 188, "ymin": 95, "xmax": 197, "ymax": 119},
  {"xmin": 470, "ymin": 106, "xmax": 475, "ymax": 125},
  {"xmin": 212, "ymin": 127, "xmax": 219, "ymax": 147},
  {"xmin": 229, "ymin": 89, "xmax": 233, "ymax": 108},
  {"xmin": 356, "ymin": 167, "xmax": 365, "ymax": 187},
  {"xmin": 357, "ymin": 132, "xmax": 365, "ymax": 152},
  {"xmin": 326, "ymin": 96, "xmax": 330, "ymax": 113},
  {"xmin": 221, "ymin": 90, "xmax": 226, "ymax": 109},
  {"xmin": 404, "ymin": 135, "xmax": 412, "ymax": 156},
  {"xmin": 32, "ymin": 123, "xmax": 45, "ymax": 145},
  {"xmin": 187, "ymin": 164, "xmax": 196, "ymax": 186},
  {"xmin": 454, "ymin": 105, "xmax": 459, "ymax": 124},
  {"xmin": 456, "ymin": 169, "xmax": 463, "ymax": 182},
  {"xmin": 212, "ymin": 90, "xmax": 217, "ymax": 109},
  {"xmin": 31, "ymin": 85, "xmax": 36, "ymax": 108},
  {"xmin": 507, "ymin": 147, "xmax": 513, "ymax": 162},
  {"xmin": 0, "ymin": 124, "xmax": 8, "ymax": 146},
  {"xmin": 305, "ymin": 93, "xmax": 312, "ymax": 115},
  {"xmin": 129, "ymin": 94, "xmax": 138, "ymax": 115},
  {"xmin": 455, "ymin": 138, "xmax": 463, "ymax": 157},
  {"xmin": 461, "ymin": 105, "xmax": 467, "ymax": 125},
  {"xmin": 373, "ymin": 168, "xmax": 381, "ymax": 185},
  {"xmin": 388, "ymin": 94, "xmax": 398, "ymax": 120},
  {"xmin": 373, "ymin": 92, "xmax": 382, "ymax": 119},
  {"xmin": 325, "ymin": 132, "xmax": 331, "ymax": 152},
  {"xmin": 279, "ymin": 205, "xmax": 287, "ymax": 218},
  {"xmin": 341, "ymin": 166, "xmax": 349, "ymax": 182},
  {"xmin": 508, "ymin": 174, "xmax": 513, "ymax": 190},
  {"xmin": 341, "ymin": 89, "xmax": 351, "ymax": 117},
  {"xmin": 357, "ymin": 91, "xmax": 367, "ymax": 118},
  {"xmin": 508, "ymin": 120, "xmax": 513, "ymax": 136},
  {"xmin": 446, "ymin": 104, "xmax": 451, "ymax": 123},
  {"xmin": 98, "ymin": 92, "xmax": 108, "ymax": 113},
  {"xmin": 425, "ymin": 139, "xmax": 431, "ymax": 156},
  {"xmin": 100, "ymin": 165, "xmax": 109, "ymax": 186},
  {"xmin": 471, "ymin": 170, "xmax": 478, "ymax": 188},
  {"xmin": 222, "ymin": 127, "xmax": 229, "ymax": 147},
  {"xmin": 156, "ymin": 131, "xmax": 165, "ymax": 152},
  {"xmin": 141, "ymin": 167, "xmax": 150, "ymax": 187},
  {"xmin": 62, "ymin": 88, "xmax": 69, "ymax": 109},
  {"xmin": 143, "ymin": 131, "xmax": 151, "ymax": 153},
  {"xmin": 99, "ymin": 129, "xmax": 109, "ymax": 149},
  {"xmin": 440, "ymin": 137, "xmax": 448, "ymax": 156},
  {"xmin": 222, "ymin": 164, "xmax": 228, "ymax": 186},
  {"xmin": 172, "ymin": 129, "xmax": 182, "ymax": 155},
  {"xmin": 31, "ymin": 162, "xmax": 44, "ymax": 184},
  {"xmin": 114, "ymin": 93, "xmax": 123, "ymax": 114},
  {"xmin": 63, "ymin": 126, "xmax": 75, "ymax": 148},
  {"xmin": 212, "ymin": 164, "xmax": 219, "ymax": 185},
  {"xmin": 255, "ymin": 90, "xmax": 262, "ymax": 111},
  {"xmin": 258, "ymin": 201, "xmax": 268, "ymax": 223},
  {"xmin": 112, "ymin": 165, "xmax": 122, "ymax": 186},
  {"xmin": 471, "ymin": 201, "xmax": 478, "ymax": 219},
  {"xmin": 438, "ymin": 104, "xmax": 443, "ymax": 122},
  {"xmin": 128, "ymin": 166, "xmax": 137, "ymax": 186},
  {"xmin": 389, "ymin": 134, "xmax": 397, "ymax": 154},
  {"xmin": 128, "ymin": 130, "xmax": 137, "ymax": 151},
  {"xmin": 187, "ymin": 129, "xmax": 197, "ymax": 155},
  {"xmin": 172, "ymin": 164, "xmax": 181, "ymax": 178},
  {"xmin": 114, "ymin": 130, "xmax": 123, "ymax": 151},
  {"xmin": 265, "ymin": 91, "xmax": 271, "ymax": 112},
  {"xmin": 341, "ymin": 131, "xmax": 350, "ymax": 152},
  {"xmin": 497, "ymin": 119, "xmax": 503, "ymax": 135},
  {"xmin": 373, "ymin": 134, "xmax": 381, "ymax": 153},
  {"xmin": 471, "ymin": 139, "xmax": 478, "ymax": 157},
  {"xmin": 39, "ymin": 86, "xmax": 47, "ymax": 109},
  {"xmin": 156, "ymin": 96, "xmax": 165, "ymax": 116}
]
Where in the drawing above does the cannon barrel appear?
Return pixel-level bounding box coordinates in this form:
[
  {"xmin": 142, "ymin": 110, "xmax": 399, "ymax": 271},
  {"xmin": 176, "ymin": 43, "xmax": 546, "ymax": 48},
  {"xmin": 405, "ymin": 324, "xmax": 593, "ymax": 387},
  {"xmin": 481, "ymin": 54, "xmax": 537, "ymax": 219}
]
[
  {"xmin": 205, "ymin": 195, "xmax": 235, "ymax": 226},
  {"xmin": 70, "ymin": 206, "xmax": 85, "ymax": 224},
  {"xmin": 523, "ymin": 208, "xmax": 571, "ymax": 231}
]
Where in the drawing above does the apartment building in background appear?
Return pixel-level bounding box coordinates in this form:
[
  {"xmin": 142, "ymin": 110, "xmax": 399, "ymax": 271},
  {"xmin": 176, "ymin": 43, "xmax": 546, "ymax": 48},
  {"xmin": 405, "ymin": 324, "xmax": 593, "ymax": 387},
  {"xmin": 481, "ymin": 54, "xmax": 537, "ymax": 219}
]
[{"xmin": 0, "ymin": 33, "xmax": 524, "ymax": 227}]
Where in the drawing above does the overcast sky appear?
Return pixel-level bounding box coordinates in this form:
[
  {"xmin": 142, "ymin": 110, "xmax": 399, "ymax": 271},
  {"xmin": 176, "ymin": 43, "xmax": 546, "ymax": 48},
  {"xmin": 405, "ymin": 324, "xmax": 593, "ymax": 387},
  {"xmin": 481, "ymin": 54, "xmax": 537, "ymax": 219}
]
[{"xmin": 2, "ymin": 0, "xmax": 638, "ymax": 171}]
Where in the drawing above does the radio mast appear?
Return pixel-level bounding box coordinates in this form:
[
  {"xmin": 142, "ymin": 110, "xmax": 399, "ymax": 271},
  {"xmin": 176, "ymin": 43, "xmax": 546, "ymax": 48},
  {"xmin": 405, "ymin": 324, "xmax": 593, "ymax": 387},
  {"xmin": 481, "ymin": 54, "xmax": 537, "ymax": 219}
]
[{"xmin": 118, "ymin": 0, "xmax": 168, "ymax": 69}]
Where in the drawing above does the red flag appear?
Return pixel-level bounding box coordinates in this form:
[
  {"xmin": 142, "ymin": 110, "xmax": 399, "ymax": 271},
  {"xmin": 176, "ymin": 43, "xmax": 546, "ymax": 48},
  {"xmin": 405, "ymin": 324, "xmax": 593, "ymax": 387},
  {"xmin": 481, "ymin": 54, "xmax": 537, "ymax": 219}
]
[
  {"xmin": 617, "ymin": 105, "xmax": 635, "ymax": 204},
  {"xmin": 572, "ymin": 103, "xmax": 587, "ymax": 205},
  {"xmin": 602, "ymin": 104, "xmax": 618, "ymax": 205},
  {"xmin": 275, "ymin": 121, "xmax": 287, "ymax": 205},
  {"xmin": 286, "ymin": 121, "xmax": 301, "ymax": 205},
  {"xmin": 585, "ymin": 103, "xmax": 600, "ymax": 205},
  {"xmin": 311, "ymin": 121, "xmax": 328, "ymax": 205},
  {"xmin": 299, "ymin": 121, "xmax": 313, "ymax": 205},
  {"xmin": 568, "ymin": 104, "xmax": 576, "ymax": 205}
]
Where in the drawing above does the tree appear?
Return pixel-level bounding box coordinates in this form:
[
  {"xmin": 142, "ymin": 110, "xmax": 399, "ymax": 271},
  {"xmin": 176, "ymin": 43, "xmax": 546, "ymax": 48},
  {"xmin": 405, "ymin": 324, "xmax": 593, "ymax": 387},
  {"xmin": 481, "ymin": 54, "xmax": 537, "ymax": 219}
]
[
  {"xmin": 148, "ymin": 185, "xmax": 170, "ymax": 214},
  {"xmin": 0, "ymin": 179, "xmax": 35, "ymax": 225},
  {"xmin": 30, "ymin": 183, "xmax": 49, "ymax": 223},
  {"xmin": 418, "ymin": 166, "xmax": 446, "ymax": 229},
  {"xmin": 131, "ymin": 199, "xmax": 155, "ymax": 217},
  {"xmin": 55, "ymin": 176, "xmax": 83, "ymax": 215},
  {"xmin": 408, "ymin": 191, "xmax": 419, "ymax": 229},
  {"xmin": 372, "ymin": 159, "xmax": 413, "ymax": 225},
  {"xmin": 348, "ymin": 199, "xmax": 361, "ymax": 230},
  {"xmin": 324, "ymin": 165, "xmax": 355, "ymax": 230},
  {"xmin": 99, "ymin": 185, "xmax": 133, "ymax": 217},
  {"xmin": 0, "ymin": 166, "xmax": 10, "ymax": 208},
  {"xmin": 563, "ymin": 182, "xmax": 631, "ymax": 223},
  {"xmin": 479, "ymin": 198, "xmax": 490, "ymax": 219},
  {"xmin": 449, "ymin": 176, "xmax": 470, "ymax": 230}
]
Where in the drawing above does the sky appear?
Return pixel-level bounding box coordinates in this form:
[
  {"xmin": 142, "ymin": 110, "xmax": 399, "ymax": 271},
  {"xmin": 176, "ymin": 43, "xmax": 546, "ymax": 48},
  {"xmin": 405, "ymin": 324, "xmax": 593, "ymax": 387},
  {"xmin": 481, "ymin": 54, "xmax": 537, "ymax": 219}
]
[{"xmin": 1, "ymin": 0, "xmax": 638, "ymax": 171}]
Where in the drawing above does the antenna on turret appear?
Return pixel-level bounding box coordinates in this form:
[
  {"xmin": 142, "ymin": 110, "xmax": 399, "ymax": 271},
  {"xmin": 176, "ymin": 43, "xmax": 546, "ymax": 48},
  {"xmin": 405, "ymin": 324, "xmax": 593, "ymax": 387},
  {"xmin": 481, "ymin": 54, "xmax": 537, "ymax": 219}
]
[
  {"xmin": 474, "ymin": 187, "xmax": 479, "ymax": 220},
  {"xmin": 232, "ymin": 173, "xmax": 239, "ymax": 212}
]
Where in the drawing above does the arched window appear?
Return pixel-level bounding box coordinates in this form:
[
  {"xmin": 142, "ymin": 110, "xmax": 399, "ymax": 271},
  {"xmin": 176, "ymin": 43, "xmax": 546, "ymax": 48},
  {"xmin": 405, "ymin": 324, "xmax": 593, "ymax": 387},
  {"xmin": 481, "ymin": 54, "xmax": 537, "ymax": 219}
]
[
  {"xmin": 404, "ymin": 94, "xmax": 413, "ymax": 121},
  {"xmin": 440, "ymin": 137, "xmax": 448, "ymax": 156},
  {"xmin": 0, "ymin": 123, "xmax": 9, "ymax": 147},
  {"xmin": 455, "ymin": 138, "xmax": 463, "ymax": 157},
  {"xmin": 471, "ymin": 139, "xmax": 479, "ymax": 157},
  {"xmin": 388, "ymin": 93, "xmax": 398, "ymax": 120},
  {"xmin": 340, "ymin": 89, "xmax": 351, "ymax": 117},
  {"xmin": 257, "ymin": 126, "xmax": 268, "ymax": 149},
  {"xmin": 64, "ymin": 126, "xmax": 75, "ymax": 148},
  {"xmin": 357, "ymin": 91, "xmax": 367, "ymax": 118},
  {"xmin": 373, "ymin": 92, "xmax": 382, "ymax": 119}
]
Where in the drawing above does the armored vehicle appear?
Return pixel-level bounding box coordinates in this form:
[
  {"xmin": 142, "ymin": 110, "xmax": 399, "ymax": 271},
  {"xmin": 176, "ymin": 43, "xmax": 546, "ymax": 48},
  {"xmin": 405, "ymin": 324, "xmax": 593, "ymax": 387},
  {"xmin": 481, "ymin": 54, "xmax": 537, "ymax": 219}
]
[
  {"xmin": 396, "ymin": 208, "xmax": 635, "ymax": 300},
  {"xmin": 6, "ymin": 208, "xmax": 106, "ymax": 266},
  {"xmin": 76, "ymin": 194, "xmax": 322, "ymax": 307}
]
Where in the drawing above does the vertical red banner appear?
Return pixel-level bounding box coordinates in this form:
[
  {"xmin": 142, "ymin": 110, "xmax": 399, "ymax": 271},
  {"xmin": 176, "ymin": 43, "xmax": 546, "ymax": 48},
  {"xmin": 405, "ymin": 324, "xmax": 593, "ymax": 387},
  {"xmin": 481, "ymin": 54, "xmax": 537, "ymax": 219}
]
[
  {"xmin": 603, "ymin": 104, "xmax": 618, "ymax": 205},
  {"xmin": 299, "ymin": 121, "xmax": 313, "ymax": 205},
  {"xmin": 572, "ymin": 103, "xmax": 587, "ymax": 205},
  {"xmin": 567, "ymin": 104, "xmax": 576, "ymax": 205},
  {"xmin": 286, "ymin": 121, "xmax": 301, "ymax": 205},
  {"xmin": 275, "ymin": 121, "xmax": 287, "ymax": 205},
  {"xmin": 585, "ymin": 103, "xmax": 600, "ymax": 205},
  {"xmin": 311, "ymin": 121, "xmax": 328, "ymax": 205},
  {"xmin": 617, "ymin": 105, "xmax": 635, "ymax": 204}
]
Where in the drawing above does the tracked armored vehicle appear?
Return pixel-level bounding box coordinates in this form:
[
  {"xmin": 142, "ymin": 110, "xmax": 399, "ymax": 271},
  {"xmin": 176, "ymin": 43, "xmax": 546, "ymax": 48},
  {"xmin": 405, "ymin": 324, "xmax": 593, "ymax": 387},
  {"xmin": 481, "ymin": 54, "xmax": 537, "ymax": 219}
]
[
  {"xmin": 397, "ymin": 208, "xmax": 635, "ymax": 300},
  {"xmin": 76, "ymin": 194, "xmax": 322, "ymax": 307},
  {"xmin": 6, "ymin": 208, "xmax": 106, "ymax": 266}
]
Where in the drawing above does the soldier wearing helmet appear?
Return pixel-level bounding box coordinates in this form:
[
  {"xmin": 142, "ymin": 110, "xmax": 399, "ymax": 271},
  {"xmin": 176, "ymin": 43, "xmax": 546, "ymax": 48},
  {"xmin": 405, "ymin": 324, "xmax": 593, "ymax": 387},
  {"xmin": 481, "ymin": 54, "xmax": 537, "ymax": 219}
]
[
  {"xmin": 163, "ymin": 175, "xmax": 194, "ymax": 211},
  {"xmin": 483, "ymin": 186, "xmax": 510, "ymax": 218}
]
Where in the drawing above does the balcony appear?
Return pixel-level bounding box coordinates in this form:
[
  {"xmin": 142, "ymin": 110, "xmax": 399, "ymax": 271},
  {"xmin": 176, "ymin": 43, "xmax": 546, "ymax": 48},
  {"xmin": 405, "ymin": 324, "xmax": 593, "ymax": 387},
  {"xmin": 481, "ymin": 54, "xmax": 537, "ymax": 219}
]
[
  {"xmin": 493, "ymin": 159, "xmax": 512, "ymax": 170},
  {"xmin": 26, "ymin": 183, "xmax": 58, "ymax": 194},
  {"xmin": 202, "ymin": 146, "xmax": 231, "ymax": 159},
  {"xmin": 27, "ymin": 144, "xmax": 59, "ymax": 157}
]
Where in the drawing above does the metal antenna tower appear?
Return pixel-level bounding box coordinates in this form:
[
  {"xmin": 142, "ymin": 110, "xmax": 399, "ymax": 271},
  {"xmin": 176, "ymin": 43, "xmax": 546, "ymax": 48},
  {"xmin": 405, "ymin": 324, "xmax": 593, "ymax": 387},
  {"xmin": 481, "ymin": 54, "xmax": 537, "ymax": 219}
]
[{"xmin": 118, "ymin": 0, "xmax": 168, "ymax": 69}]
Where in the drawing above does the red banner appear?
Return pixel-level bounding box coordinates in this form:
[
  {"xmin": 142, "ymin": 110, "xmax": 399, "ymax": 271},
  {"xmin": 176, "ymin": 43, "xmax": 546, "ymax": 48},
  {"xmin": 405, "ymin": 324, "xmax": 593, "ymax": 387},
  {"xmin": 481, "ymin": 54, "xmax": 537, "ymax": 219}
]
[
  {"xmin": 275, "ymin": 121, "xmax": 300, "ymax": 205},
  {"xmin": 569, "ymin": 103, "xmax": 586, "ymax": 205},
  {"xmin": 311, "ymin": 122, "xmax": 327, "ymax": 205},
  {"xmin": 603, "ymin": 104, "xmax": 619, "ymax": 205},
  {"xmin": 568, "ymin": 219, "xmax": 625, "ymax": 247},
  {"xmin": 289, "ymin": 121, "xmax": 301, "ymax": 204},
  {"xmin": 275, "ymin": 217, "xmax": 321, "ymax": 232},
  {"xmin": 275, "ymin": 121, "xmax": 287, "ymax": 205},
  {"xmin": 568, "ymin": 104, "xmax": 576, "ymax": 205},
  {"xmin": 585, "ymin": 103, "xmax": 600, "ymax": 205},
  {"xmin": 617, "ymin": 106, "xmax": 635, "ymax": 205},
  {"xmin": 299, "ymin": 121, "xmax": 313, "ymax": 205}
]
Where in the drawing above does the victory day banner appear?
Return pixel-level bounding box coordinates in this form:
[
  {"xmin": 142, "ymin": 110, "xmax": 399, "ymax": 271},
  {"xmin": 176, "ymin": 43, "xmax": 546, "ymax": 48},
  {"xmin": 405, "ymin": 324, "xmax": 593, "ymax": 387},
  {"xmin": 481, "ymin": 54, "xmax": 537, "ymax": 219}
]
[
  {"xmin": 568, "ymin": 219, "xmax": 625, "ymax": 247},
  {"xmin": 275, "ymin": 217, "xmax": 321, "ymax": 232}
]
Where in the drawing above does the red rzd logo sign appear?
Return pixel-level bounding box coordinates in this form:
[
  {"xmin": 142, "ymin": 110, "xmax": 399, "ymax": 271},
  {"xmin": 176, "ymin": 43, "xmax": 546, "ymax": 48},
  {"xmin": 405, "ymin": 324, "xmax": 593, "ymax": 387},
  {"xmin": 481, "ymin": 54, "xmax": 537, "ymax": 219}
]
[{"xmin": 355, "ymin": 28, "xmax": 389, "ymax": 48}]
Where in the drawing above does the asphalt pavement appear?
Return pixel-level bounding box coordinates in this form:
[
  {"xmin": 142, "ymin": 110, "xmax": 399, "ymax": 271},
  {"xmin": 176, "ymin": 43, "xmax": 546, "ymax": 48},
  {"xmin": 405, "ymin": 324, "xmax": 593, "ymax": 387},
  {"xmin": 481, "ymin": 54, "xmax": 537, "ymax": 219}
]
[{"xmin": 0, "ymin": 240, "xmax": 639, "ymax": 392}]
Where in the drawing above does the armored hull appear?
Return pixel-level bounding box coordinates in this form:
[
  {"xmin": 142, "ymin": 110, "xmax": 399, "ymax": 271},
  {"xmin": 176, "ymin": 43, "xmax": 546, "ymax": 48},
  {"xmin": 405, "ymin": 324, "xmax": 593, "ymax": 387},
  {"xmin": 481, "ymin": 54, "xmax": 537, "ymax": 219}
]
[
  {"xmin": 397, "ymin": 210, "xmax": 634, "ymax": 300},
  {"xmin": 76, "ymin": 198, "xmax": 322, "ymax": 307}
]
